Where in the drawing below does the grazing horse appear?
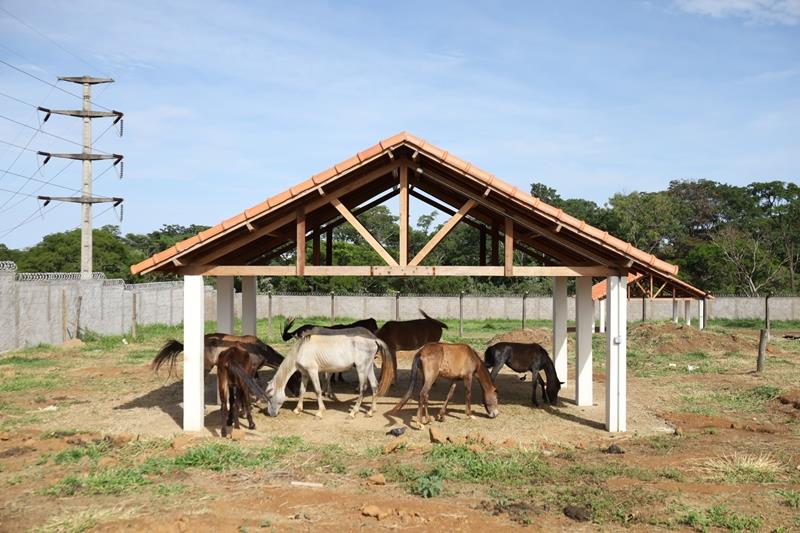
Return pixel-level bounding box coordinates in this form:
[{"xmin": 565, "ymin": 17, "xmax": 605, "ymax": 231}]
[
  {"xmin": 150, "ymin": 333, "xmax": 300, "ymax": 395},
  {"xmin": 216, "ymin": 345, "xmax": 260, "ymax": 437},
  {"xmin": 376, "ymin": 310, "xmax": 448, "ymax": 386},
  {"xmin": 483, "ymin": 342, "xmax": 562, "ymax": 406},
  {"xmin": 264, "ymin": 327, "xmax": 389, "ymax": 419},
  {"xmin": 389, "ymin": 342, "xmax": 499, "ymax": 425},
  {"xmin": 281, "ymin": 317, "xmax": 379, "ymax": 340}
]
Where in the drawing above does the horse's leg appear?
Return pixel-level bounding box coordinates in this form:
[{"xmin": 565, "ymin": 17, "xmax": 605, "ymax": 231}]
[
  {"xmin": 349, "ymin": 368, "xmax": 367, "ymax": 418},
  {"xmin": 231, "ymin": 386, "xmax": 241, "ymax": 429},
  {"xmin": 293, "ymin": 373, "xmax": 308, "ymax": 415},
  {"xmin": 531, "ymin": 370, "xmax": 540, "ymax": 406},
  {"xmin": 365, "ymin": 367, "xmax": 378, "ymax": 417},
  {"xmin": 242, "ymin": 385, "xmax": 256, "ymax": 430},
  {"xmin": 464, "ymin": 376, "xmax": 474, "ymax": 419},
  {"xmin": 419, "ymin": 376, "xmax": 434, "ymax": 425},
  {"xmin": 307, "ymin": 371, "xmax": 326, "ymax": 418},
  {"xmin": 437, "ymin": 381, "xmax": 458, "ymax": 422},
  {"xmin": 219, "ymin": 374, "xmax": 229, "ymax": 437}
]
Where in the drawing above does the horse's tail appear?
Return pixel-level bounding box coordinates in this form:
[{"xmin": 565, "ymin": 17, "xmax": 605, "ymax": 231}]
[
  {"xmin": 419, "ymin": 309, "xmax": 448, "ymax": 329},
  {"xmin": 281, "ymin": 317, "xmax": 296, "ymax": 341},
  {"xmin": 376, "ymin": 338, "xmax": 394, "ymax": 396},
  {"xmin": 151, "ymin": 339, "xmax": 184, "ymax": 377},
  {"xmin": 227, "ymin": 361, "xmax": 269, "ymax": 403},
  {"xmin": 388, "ymin": 351, "xmax": 421, "ymax": 414}
]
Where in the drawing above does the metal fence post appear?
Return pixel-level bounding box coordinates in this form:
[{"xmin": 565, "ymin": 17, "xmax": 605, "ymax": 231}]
[
  {"xmin": 522, "ymin": 291, "xmax": 528, "ymax": 329},
  {"xmin": 459, "ymin": 291, "xmax": 464, "ymax": 337},
  {"xmin": 330, "ymin": 291, "xmax": 335, "ymax": 323},
  {"xmin": 395, "ymin": 291, "xmax": 400, "ymax": 320}
]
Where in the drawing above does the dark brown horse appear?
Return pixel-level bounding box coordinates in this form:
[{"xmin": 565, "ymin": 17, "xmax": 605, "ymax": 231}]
[
  {"xmin": 376, "ymin": 310, "xmax": 448, "ymax": 386},
  {"xmin": 281, "ymin": 317, "xmax": 378, "ymax": 340},
  {"xmin": 389, "ymin": 342, "xmax": 499, "ymax": 425},
  {"xmin": 216, "ymin": 345, "xmax": 262, "ymax": 437},
  {"xmin": 483, "ymin": 342, "xmax": 562, "ymax": 406},
  {"xmin": 151, "ymin": 333, "xmax": 300, "ymax": 395}
]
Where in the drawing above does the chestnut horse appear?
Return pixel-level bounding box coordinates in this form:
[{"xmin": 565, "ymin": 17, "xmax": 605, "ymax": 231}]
[
  {"xmin": 376, "ymin": 310, "xmax": 448, "ymax": 386},
  {"xmin": 216, "ymin": 345, "xmax": 261, "ymax": 437},
  {"xmin": 483, "ymin": 342, "xmax": 562, "ymax": 406},
  {"xmin": 151, "ymin": 333, "xmax": 300, "ymax": 395},
  {"xmin": 389, "ymin": 342, "xmax": 499, "ymax": 425}
]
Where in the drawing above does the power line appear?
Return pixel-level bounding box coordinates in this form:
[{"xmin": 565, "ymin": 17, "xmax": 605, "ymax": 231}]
[
  {"xmin": 0, "ymin": 112, "xmax": 113, "ymax": 153},
  {"xmin": 0, "ymin": 90, "xmax": 38, "ymax": 109},
  {"xmin": 1, "ymin": 168, "xmax": 80, "ymax": 193},
  {"xmin": 0, "ymin": 5, "xmax": 108, "ymax": 77},
  {"xmin": 0, "ymin": 58, "xmax": 112, "ymax": 112}
]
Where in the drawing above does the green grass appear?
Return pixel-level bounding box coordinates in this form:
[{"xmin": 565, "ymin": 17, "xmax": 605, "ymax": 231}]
[
  {"xmin": 425, "ymin": 443, "xmax": 551, "ymax": 483},
  {"xmin": 679, "ymin": 504, "xmax": 764, "ymax": 532},
  {"xmin": 681, "ymin": 385, "xmax": 782, "ymax": 415},
  {"xmin": 0, "ymin": 355, "xmax": 58, "ymax": 368},
  {"xmin": 708, "ymin": 318, "xmax": 800, "ymax": 330},
  {"xmin": 51, "ymin": 440, "xmax": 112, "ymax": 465},
  {"xmin": 412, "ymin": 471, "xmax": 444, "ymax": 498},
  {"xmin": 776, "ymin": 489, "xmax": 800, "ymax": 509},
  {"xmin": 0, "ymin": 374, "xmax": 64, "ymax": 393}
]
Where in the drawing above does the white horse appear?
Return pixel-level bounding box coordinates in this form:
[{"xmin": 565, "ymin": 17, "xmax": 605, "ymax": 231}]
[{"xmin": 264, "ymin": 327, "xmax": 389, "ymax": 418}]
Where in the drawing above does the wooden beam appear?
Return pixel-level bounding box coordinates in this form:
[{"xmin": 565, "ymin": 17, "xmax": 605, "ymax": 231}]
[
  {"xmin": 409, "ymin": 199, "xmax": 477, "ymax": 267},
  {"xmin": 330, "ymin": 197, "xmax": 399, "ymax": 267},
  {"xmin": 296, "ymin": 211, "xmax": 306, "ymax": 276},
  {"xmin": 312, "ymin": 231, "xmax": 320, "ymax": 266},
  {"xmin": 504, "ymin": 217, "xmax": 514, "ymax": 276},
  {"xmin": 187, "ymin": 264, "xmax": 616, "ymax": 277},
  {"xmin": 399, "ymin": 160, "xmax": 409, "ymax": 266},
  {"xmin": 149, "ymin": 160, "xmax": 401, "ymax": 270},
  {"xmin": 325, "ymin": 227, "xmax": 333, "ymax": 266},
  {"xmin": 479, "ymin": 226, "xmax": 486, "ymax": 266},
  {"xmin": 491, "ymin": 219, "xmax": 499, "ymax": 266}
]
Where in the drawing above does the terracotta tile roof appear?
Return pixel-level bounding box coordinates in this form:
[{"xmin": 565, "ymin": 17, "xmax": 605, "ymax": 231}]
[
  {"xmin": 592, "ymin": 272, "xmax": 710, "ymax": 300},
  {"xmin": 131, "ymin": 131, "xmax": 681, "ymax": 277}
]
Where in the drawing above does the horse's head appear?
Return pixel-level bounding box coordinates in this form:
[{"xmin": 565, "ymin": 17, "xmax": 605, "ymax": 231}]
[
  {"xmin": 263, "ymin": 379, "xmax": 285, "ymax": 417},
  {"xmin": 483, "ymin": 385, "xmax": 500, "ymax": 418},
  {"xmin": 544, "ymin": 379, "xmax": 563, "ymax": 405}
]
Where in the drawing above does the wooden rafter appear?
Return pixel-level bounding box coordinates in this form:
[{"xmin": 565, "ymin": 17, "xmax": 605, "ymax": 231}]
[
  {"xmin": 325, "ymin": 227, "xmax": 333, "ymax": 266},
  {"xmin": 409, "ymin": 198, "xmax": 477, "ymax": 267},
  {"xmin": 312, "ymin": 232, "xmax": 320, "ymax": 266},
  {"xmin": 296, "ymin": 210, "xmax": 306, "ymax": 276},
  {"xmin": 504, "ymin": 218, "xmax": 514, "ymax": 276},
  {"xmin": 330, "ymin": 197, "xmax": 398, "ymax": 267},
  {"xmin": 399, "ymin": 160, "xmax": 409, "ymax": 266},
  {"xmin": 191, "ymin": 264, "xmax": 616, "ymax": 277},
  {"xmin": 491, "ymin": 219, "xmax": 499, "ymax": 266},
  {"xmin": 479, "ymin": 226, "xmax": 486, "ymax": 266}
]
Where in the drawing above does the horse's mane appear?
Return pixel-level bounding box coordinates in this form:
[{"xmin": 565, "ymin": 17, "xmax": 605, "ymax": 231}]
[{"xmin": 272, "ymin": 343, "xmax": 300, "ymax": 389}]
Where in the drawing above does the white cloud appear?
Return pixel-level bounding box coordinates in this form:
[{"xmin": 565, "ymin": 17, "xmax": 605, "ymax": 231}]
[{"xmin": 675, "ymin": 0, "xmax": 800, "ymax": 25}]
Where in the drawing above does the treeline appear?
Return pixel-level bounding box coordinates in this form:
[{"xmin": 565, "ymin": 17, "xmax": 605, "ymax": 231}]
[{"xmin": 1, "ymin": 179, "xmax": 797, "ymax": 296}]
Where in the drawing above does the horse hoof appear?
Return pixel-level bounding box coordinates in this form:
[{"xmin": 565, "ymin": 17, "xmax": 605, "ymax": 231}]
[
  {"xmin": 293, "ymin": 408, "xmax": 302, "ymax": 415},
  {"xmin": 315, "ymin": 412, "xmax": 324, "ymax": 419},
  {"xmin": 365, "ymin": 411, "xmax": 374, "ymax": 418},
  {"xmin": 348, "ymin": 411, "xmax": 356, "ymax": 418},
  {"xmin": 469, "ymin": 415, "xmax": 476, "ymax": 420},
  {"xmin": 248, "ymin": 423, "xmax": 256, "ymax": 430}
]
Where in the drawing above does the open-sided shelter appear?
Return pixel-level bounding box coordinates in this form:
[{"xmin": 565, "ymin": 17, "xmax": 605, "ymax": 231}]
[{"xmin": 132, "ymin": 132, "xmax": 686, "ymax": 433}]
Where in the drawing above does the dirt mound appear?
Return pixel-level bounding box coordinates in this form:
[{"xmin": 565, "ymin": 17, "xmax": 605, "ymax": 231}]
[
  {"xmin": 488, "ymin": 327, "xmax": 574, "ymax": 350},
  {"xmin": 628, "ymin": 323, "xmax": 776, "ymax": 356},
  {"xmin": 778, "ymin": 389, "xmax": 800, "ymax": 410}
]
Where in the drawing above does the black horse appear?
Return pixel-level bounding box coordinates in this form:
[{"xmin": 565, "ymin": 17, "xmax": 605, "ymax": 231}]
[
  {"xmin": 483, "ymin": 342, "xmax": 562, "ymax": 406},
  {"xmin": 282, "ymin": 317, "xmax": 379, "ymax": 340}
]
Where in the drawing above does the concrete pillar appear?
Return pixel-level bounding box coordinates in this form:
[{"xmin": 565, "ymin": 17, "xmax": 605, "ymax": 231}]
[
  {"xmin": 599, "ymin": 298, "xmax": 606, "ymax": 333},
  {"xmin": 698, "ymin": 299, "xmax": 705, "ymax": 330},
  {"xmin": 672, "ymin": 298, "xmax": 679, "ymax": 323},
  {"xmin": 684, "ymin": 299, "xmax": 692, "ymax": 327},
  {"xmin": 575, "ymin": 277, "xmax": 593, "ymax": 406},
  {"xmin": 605, "ymin": 275, "xmax": 627, "ymax": 432},
  {"xmin": 552, "ymin": 277, "xmax": 568, "ymax": 385},
  {"xmin": 183, "ymin": 275, "xmax": 206, "ymax": 432},
  {"xmin": 242, "ymin": 276, "xmax": 257, "ymax": 336},
  {"xmin": 216, "ymin": 276, "xmax": 234, "ymax": 334}
]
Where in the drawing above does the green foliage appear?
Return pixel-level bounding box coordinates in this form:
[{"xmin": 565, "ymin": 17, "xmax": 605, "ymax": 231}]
[
  {"xmin": 776, "ymin": 489, "xmax": 800, "ymax": 509},
  {"xmin": 0, "ymin": 356, "xmax": 57, "ymax": 368},
  {"xmin": 425, "ymin": 444, "xmax": 550, "ymax": 483},
  {"xmin": 52, "ymin": 440, "xmax": 112, "ymax": 465},
  {"xmin": 679, "ymin": 504, "xmax": 763, "ymax": 532},
  {"xmin": 413, "ymin": 471, "xmax": 444, "ymax": 498}
]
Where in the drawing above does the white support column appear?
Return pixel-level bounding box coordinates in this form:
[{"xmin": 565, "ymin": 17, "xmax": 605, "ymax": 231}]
[
  {"xmin": 672, "ymin": 298, "xmax": 679, "ymax": 324},
  {"xmin": 605, "ymin": 275, "xmax": 627, "ymax": 432},
  {"xmin": 552, "ymin": 276, "xmax": 568, "ymax": 385},
  {"xmin": 242, "ymin": 276, "xmax": 257, "ymax": 336},
  {"xmin": 698, "ymin": 299, "xmax": 705, "ymax": 330},
  {"xmin": 575, "ymin": 277, "xmax": 593, "ymax": 406},
  {"xmin": 216, "ymin": 276, "xmax": 234, "ymax": 334},
  {"xmin": 183, "ymin": 275, "xmax": 206, "ymax": 432},
  {"xmin": 598, "ymin": 298, "xmax": 606, "ymax": 333},
  {"xmin": 684, "ymin": 299, "xmax": 692, "ymax": 327}
]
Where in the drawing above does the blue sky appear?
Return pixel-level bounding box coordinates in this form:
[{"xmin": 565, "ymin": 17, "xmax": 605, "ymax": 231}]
[{"xmin": 0, "ymin": 0, "xmax": 798, "ymax": 249}]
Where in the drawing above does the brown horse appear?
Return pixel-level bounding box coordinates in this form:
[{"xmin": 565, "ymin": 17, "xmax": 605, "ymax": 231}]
[
  {"xmin": 151, "ymin": 333, "xmax": 300, "ymax": 395},
  {"xmin": 376, "ymin": 310, "xmax": 448, "ymax": 386},
  {"xmin": 216, "ymin": 345, "xmax": 261, "ymax": 437},
  {"xmin": 389, "ymin": 342, "xmax": 499, "ymax": 425}
]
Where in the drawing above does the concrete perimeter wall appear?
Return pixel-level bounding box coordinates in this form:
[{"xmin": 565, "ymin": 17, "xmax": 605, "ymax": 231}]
[{"xmin": 1, "ymin": 264, "xmax": 797, "ymax": 352}]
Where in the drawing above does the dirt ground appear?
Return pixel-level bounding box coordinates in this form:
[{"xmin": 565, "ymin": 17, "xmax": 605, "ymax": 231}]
[{"xmin": 1, "ymin": 321, "xmax": 799, "ymax": 532}]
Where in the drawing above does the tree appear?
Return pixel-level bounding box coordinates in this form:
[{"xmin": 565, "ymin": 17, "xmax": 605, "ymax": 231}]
[{"xmin": 710, "ymin": 225, "xmax": 786, "ymax": 296}]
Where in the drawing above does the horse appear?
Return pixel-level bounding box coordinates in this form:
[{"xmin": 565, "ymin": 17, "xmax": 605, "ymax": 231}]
[
  {"xmin": 263, "ymin": 327, "xmax": 389, "ymax": 419},
  {"xmin": 375, "ymin": 309, "xmax": 448, "ymax": 386},
  {"xmin": 215, "ymin": 345, "xmax": 261, "ymax": 437},
  {"xmin": 389, "ymin": 342, "xmax": 499, "ymax": 425},
  {"xmin": 483, "ymin": 342, "xmax": 562, "ymax": 406},
  {"xmin": 281, "ymin": 317, "xmax": 379, "ymax": 340},
  {"xmin": 150, "ymin": 333, "xmax": 300, "ymax": 395}
]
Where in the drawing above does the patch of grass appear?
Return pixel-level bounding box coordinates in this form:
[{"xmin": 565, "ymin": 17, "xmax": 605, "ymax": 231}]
[
  {"xmin": 356, "ymin": 468, "xmax": 373, "ymax": 478},
  {"xmin": 154, "ymin": 482, "xmax": 188, "ymax": 496},
  {"xmin": 567, "ymin": 462, "xmax": 653, "ymax": 482},
  {"xmin": 640, "ymin": 433, "xmax": 683, "ymax": 454},
  {"xmin": 121, "ymin": 349, "xmax": 155, "ymax": 364},
  {"xmin": 0, "ymin": 401, "xmax": 23, "ymax": 414},
  {"xmin": 173, "ymin": 442, "xmax": 258, "ymax": 471},
  {"xmin": 83, "ymin": 467, "xmax": 149, "ymax": 495},
  {"xmin": 45, "ymin": 475, "xmax": 82, "ymax": 496},
  {"xmin": 657, "ymin": 468, "xmax": 685, "ymax": 481},
  {"xmin": 0, "ymin": 373, "xmax": 63, "ymax": 393},
  {"xmin": 52, "ymin": 440, "xmax": 112, "ymax": 465},
  {"xmin": 679, "ymin": 504, "xmax": 763, "ymax": 532},
  {"xmin": 412, "ymin": 471, "xmax": 444, "ymax": 498},
  {"xmin": 681, "ymin": 385, "xmax": 783, "ymax": 415},
  {"xmin": 0, "ymin": 355, "xmax": 58, "ymax": 368},
  {"xmin": 317, "ymin": 443, "xmax": 347, "ymax": 474},
  {"xmin": 426, "ymin": 443, "xmax": 550, "ymax": 483},
  {"xmin": 380, "ymin": 462, "xmax": 420, "ymax": 483},
  {"xmin": 6, "ymin": 474, "xmax": 23, "ymax": 486},
  {"xmin": 701, "ymin": 453, "xmax": 782, "ymax": 483},
  {"xmin": 41, "ymin": 429, "xmax": 80, "ymax": 439},
  {"xmin": 35, "ymin": 507, "xmax": 137, "ymax": 533},
  {"xmin": 776, "ymin": 489, "xmax": 800, "ymax": 509}
]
